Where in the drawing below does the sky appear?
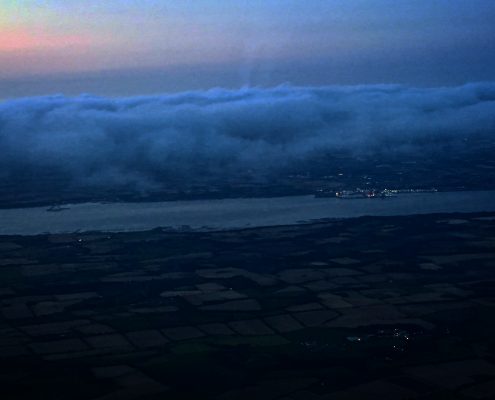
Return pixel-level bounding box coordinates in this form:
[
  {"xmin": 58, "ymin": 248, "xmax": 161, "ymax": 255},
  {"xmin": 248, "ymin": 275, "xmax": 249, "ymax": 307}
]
[{"xmin": 1, "ymin": 1, "xmax": 495, "ymax": 97}]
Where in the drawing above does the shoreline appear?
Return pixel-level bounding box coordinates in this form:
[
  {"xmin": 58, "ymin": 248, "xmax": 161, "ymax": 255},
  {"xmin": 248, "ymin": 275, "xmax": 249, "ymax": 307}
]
[
  {"xmin": 2, "ymin": 191, "xmax": 495, "ymax": 236},
  {"xmin": 1, "ymin": 211, "xmax": 494, "ymax": 239},
  {"xmin": 1, "ymin": 186, "xmax": 495, "ymax": 211}
]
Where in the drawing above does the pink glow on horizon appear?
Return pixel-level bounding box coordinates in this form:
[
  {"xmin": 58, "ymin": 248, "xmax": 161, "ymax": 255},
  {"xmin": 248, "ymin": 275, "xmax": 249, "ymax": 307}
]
[{"xmin": 0, "ymin": 27, "xmax": 92, "ymax": 52}]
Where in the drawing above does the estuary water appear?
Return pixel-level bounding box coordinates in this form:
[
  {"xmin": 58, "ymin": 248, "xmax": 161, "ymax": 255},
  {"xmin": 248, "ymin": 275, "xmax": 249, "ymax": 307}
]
[{"xmin": 1, "ymin": 191, "xmax": 495, "ymax": 235}]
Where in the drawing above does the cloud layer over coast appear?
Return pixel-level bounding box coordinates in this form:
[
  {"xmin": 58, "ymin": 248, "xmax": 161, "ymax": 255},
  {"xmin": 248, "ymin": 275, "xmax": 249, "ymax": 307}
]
[{"xmin": 1, "ymin": 83, "xmax": 495, "ymax": 190}]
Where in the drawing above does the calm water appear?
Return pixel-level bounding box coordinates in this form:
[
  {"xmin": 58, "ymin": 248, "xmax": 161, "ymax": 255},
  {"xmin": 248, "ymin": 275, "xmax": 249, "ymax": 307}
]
[{"xmin": 1, "ymin": 191, "xmax": 495, "ymax": 235}]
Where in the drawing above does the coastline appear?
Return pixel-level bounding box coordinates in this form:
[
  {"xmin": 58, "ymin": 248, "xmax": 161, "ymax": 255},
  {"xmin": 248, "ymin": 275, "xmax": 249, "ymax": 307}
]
[{"xmin": 1, "ymin": 190, "xmax": 495, "ymax": 236}]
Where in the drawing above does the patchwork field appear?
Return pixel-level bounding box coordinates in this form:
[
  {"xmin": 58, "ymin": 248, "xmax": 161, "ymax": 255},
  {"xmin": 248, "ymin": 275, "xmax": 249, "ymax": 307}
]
[{"xmin": 1, "ymin": 213, "xmax": 495, "ymax": 399}]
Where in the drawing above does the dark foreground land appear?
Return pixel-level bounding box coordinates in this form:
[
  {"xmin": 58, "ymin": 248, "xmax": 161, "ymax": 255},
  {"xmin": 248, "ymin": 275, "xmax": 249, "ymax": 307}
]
[{"xmin": 1, "ymin": 214, "xmax": 495, "ymax": 399}]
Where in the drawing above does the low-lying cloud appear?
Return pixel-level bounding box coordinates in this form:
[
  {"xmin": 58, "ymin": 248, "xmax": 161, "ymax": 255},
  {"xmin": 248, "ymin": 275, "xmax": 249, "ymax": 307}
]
[{"xmin": 1, "ymin": 83, "xmax": 495, "ymax": 191}]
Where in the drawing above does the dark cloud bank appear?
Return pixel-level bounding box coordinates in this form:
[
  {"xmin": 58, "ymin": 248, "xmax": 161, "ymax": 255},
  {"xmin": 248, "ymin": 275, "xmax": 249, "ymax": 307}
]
[{"xmin": 1, "ymin": 83, "xmax": 495, "ymax": 192}]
